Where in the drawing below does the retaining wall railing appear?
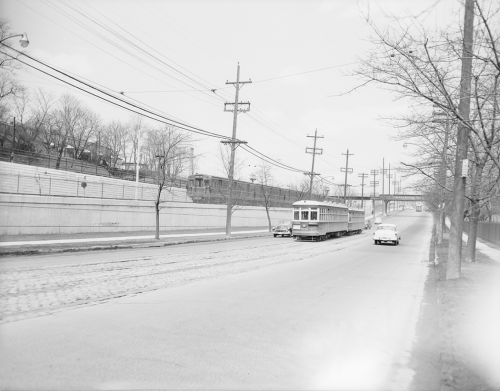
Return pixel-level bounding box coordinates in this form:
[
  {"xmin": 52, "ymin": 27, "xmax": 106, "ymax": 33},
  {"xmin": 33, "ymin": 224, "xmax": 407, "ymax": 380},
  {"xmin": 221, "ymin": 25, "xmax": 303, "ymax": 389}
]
[{"xmin": 0, "ymin": 162, "xmax": 192, "ymax": 203}]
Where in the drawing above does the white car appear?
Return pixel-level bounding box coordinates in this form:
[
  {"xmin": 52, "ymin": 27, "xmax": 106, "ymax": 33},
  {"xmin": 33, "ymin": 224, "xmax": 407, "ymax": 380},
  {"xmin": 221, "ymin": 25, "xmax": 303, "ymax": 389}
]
[{"xmin": 373, "ymin": 223, "xmax": 401, "ymax": 245}]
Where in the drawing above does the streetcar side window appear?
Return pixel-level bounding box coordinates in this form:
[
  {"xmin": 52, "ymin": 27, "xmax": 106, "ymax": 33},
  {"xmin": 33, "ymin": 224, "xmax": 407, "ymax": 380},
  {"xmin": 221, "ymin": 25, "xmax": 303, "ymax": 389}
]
[{"xmin": 301, "ymin": 210, "xmax": 309, "ymax": 220}]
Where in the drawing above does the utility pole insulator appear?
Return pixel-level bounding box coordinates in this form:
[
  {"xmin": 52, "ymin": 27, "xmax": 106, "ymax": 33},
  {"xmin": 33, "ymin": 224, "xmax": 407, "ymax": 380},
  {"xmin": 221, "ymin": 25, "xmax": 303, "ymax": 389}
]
[
  {"xmin": 224, "ymin": 102, "xmax": 251, "ymax": 113},
  {"xmin": 306, "ymin": 147, "xmax": 323, "ymax": 155}
]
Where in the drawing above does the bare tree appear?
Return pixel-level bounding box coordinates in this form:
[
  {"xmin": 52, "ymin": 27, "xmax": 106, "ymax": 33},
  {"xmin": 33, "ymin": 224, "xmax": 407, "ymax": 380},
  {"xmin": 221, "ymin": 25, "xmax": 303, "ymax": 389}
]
[
  {"xmin": 287, "ymin": 177, "xmax": 311, "ymax": 202},
  {"xmin": 127, "ymin": 114, "xmax": 145, "ymax": 173},
  {"xmin": 29, "ymin": 88, "xmax": 56, "ymax": 152},
  {"xmin": 142, "ymin": 125, "xmax": 191, "ymax": 239},
  {"xmin": 102, "ymin": 120, "xmax": 127, "ymax": 168},
  {"xmin": 254, "ymin": 160, "xmax": 276, "ymax": 231},
  {"xmin": 68, "ymin": 109, "xmax": 100, "ymax": 161},
  {"xmin": 51, "ymin": 94, "xmax": 87, "ymax": 169},
  {"xmin": 352, "ymin": 0, "xmax": 500, "ymax": 278}
]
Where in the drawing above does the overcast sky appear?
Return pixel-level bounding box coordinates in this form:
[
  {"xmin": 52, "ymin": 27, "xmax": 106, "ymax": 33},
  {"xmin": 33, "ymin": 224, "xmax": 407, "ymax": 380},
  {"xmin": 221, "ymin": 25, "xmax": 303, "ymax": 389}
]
[{"xmin": 1, "ymin": 0, "xmax": 462, "ymax": 194}]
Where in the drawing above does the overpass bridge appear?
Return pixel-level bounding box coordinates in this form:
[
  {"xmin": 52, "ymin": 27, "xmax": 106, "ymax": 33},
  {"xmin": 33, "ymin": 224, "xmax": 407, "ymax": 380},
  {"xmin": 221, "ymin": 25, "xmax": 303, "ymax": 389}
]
[
  {"xmin": 335, "ymin": 194, "xmax": 424, "ymax": 215},
  {"xmin": 342, "ymin": 194, "xmax": 424, "ymax": 202}
]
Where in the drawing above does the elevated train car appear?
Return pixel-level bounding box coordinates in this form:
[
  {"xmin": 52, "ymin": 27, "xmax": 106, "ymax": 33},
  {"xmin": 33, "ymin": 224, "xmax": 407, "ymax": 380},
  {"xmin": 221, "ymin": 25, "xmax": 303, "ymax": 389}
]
[
  {"xmin": 292, "ymin": 200, "xmax": 365, "ymax": 241},
  {"xmin": 187, "ymin": 173, "xmax": 314, "ymax": 208}
]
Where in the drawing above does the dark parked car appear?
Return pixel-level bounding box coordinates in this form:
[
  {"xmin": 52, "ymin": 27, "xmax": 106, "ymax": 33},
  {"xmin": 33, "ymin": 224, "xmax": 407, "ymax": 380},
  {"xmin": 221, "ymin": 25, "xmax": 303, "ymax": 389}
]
[{"xmin": 272, "ymin": 221, "xmax": 292, "ymax": 237}]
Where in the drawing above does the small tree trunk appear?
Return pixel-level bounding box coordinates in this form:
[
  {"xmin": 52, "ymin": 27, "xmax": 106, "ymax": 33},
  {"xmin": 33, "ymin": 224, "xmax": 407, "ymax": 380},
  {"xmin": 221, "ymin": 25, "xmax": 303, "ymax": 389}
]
[
  {"xmin": 155, "ymin": 200, "xmax": 160, "ymax": 240},
  {"xmin": 265, "ymin": 204, "xmax": 272, "ymax": 232},
  {"xmin": 55, "ymin": 148, "xmax": 64, "ymax": 170},
  {"xmin": 465, "ymin": 164, "xmax": 483, "ymax": 262},
  {"xmin": 465, "ymin": 203, "xmax": 479, "ymax": 262},
  {"xmin": 435, "ymin": 210, "xmax": 443, "ymax": 244}
]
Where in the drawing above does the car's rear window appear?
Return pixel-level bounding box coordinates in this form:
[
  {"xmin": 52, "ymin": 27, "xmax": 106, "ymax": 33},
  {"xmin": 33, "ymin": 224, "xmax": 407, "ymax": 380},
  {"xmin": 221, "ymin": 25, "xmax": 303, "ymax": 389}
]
[{"xmin": 377, "ymin": 226, "xmax": 396, "ymax": 231}]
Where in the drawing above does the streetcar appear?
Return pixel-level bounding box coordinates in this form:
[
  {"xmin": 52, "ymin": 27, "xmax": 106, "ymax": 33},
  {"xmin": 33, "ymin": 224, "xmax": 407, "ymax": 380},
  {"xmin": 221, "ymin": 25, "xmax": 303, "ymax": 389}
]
[{"xmin": 291, "ymin": 200, "xmax": 366, "ymax": 241}]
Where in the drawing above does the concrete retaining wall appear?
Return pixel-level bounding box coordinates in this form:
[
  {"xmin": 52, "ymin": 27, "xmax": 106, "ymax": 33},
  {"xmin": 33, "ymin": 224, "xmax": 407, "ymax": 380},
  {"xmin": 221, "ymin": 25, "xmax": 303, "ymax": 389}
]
[
  {"xmin": 0, "ymin": 194, "xmax": 292, "ymax": 235},
  {"xmin": 0, "ymin": 161, "xmax": 191, "ymax": 203}
]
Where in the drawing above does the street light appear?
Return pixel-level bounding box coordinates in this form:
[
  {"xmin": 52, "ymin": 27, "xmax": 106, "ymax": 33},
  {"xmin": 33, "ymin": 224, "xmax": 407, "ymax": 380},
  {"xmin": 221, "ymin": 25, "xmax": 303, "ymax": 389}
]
[{"xmin": 0, "ymin": 33, "xmax": 29, "ymax": 48}]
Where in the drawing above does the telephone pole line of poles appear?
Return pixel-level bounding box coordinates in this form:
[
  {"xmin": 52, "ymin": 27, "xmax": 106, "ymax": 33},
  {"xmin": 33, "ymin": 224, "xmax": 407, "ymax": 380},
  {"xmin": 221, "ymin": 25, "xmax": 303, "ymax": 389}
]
[
  {"xmin": 358, "ymin": 173, "xmax": 368, "ymax": 208},
  {"xmin": 386, "ymin": 163, "xmax": 393, "ymax": 214},
  {"xmin": 305, "ymin": 129, "xmax": 323, "ymax": 199},
  {"xmin": 370, "ymin": 170, "xmax": 379, "ymax": 219},
  {"xmin": 381, "ymin": 158, "xmax": 386, "ymax": 195},
  {"xmin": 222, "ymin": 63, "xmax": 251, "ymax": 236},
  {"xmin": 341, "ymin": 149, "xmax": 354, "ymax": 204},
  {"xmin": 447, "ymin": 0, "xmax": 474, "ymax": 280}
]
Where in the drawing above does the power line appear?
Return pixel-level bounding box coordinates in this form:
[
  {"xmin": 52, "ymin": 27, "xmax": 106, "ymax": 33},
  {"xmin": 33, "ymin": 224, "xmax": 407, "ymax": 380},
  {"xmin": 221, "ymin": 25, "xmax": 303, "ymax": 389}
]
[
  {"xmin": 4, "ymin": 47, "xmax": 310, "ymax": 177},
  {"xmin": 252, "ymin": 62, "xmax": 357, "ymax": 83},
  {"xmin": 37, "ymin": 0, "xmax": 225, "ymax": 108},
  {"xmin": 2, "ymin": 48, "xmax": 229, "ymax": 139}
]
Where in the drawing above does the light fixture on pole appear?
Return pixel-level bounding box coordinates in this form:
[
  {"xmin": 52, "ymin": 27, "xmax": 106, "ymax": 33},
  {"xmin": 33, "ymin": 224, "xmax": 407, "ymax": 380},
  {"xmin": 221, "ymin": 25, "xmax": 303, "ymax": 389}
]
[{"xmin": 0, "ymin": 33, "xmax": 29, "ymax": 48}]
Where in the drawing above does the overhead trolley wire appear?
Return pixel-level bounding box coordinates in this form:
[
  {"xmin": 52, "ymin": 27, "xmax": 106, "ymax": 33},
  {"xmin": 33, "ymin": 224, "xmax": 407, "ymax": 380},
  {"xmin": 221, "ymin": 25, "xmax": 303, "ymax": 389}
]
[
  {"xmin": 240, "ymin": 145, "xmax": 306, "ymax": 173},
  {"xmin": 64, "ymin": 1, "xmax": 220, "ymax": 96},
  {"xmin": 1, "ymin": 48, "xmax": 230, "ymax": 140},
  {"xmin": 3, "ymin": 47, "xmax": 310, "ymax": 176},
  {"xmin": 38, "ymin": 0, "xmax": 225, "ymax": 109}
]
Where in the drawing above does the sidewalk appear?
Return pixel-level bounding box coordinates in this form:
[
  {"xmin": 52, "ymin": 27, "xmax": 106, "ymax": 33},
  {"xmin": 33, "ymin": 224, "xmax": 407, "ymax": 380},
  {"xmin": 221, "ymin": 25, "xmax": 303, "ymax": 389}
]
[
  {"xmin": 444, "ymin": 218, "xmax": 500, "ymax": 263},
  {"xmin": 0, "ymin": 227, "xmax": 271, "ymax": 257},
  {"xmin": 435, "ymin": 221, "xmax": 500, "ymax": 390}
]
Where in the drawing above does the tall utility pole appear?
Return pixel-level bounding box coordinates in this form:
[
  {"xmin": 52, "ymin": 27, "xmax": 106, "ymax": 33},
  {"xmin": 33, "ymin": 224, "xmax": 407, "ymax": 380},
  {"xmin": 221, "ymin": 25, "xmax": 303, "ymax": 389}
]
[
  {"xmin": 370, "ymin": 170, "xmax": 379, "ymax": 218},
  {"xmin": 386, "ymin": 164, "xmax": 393, "ymax": 214},
  {"xmin": 305, "ymin": 129, "xmax": 323, "ymax": 199},
  {"xmin": 387, "ymin": 163, "xmax": 392, "ymax": 195},
  {"xmin": 392, "ymin": 171, "xmax": 398, "ymax": 210},
  {"xmin": 433, "ymin": 106, "xmax": 450, "ymax": 245},
  {"xmin": 381, "ymin": 158, "xmax": 385, "ymax": 195},
  {"xmin": 448, "ymin": 0, "xmax": 474, "ymax": 280},
  {"xmin": 341, "ymin": 149, "xmax": 354, "ymax": 204},
  {"xmin": 222, "ymin": 63, "xmax": 251, "ymax": 236},
  {"xmin": 358, "ymin": 173, "xmax": 368, "ymax": 208}
]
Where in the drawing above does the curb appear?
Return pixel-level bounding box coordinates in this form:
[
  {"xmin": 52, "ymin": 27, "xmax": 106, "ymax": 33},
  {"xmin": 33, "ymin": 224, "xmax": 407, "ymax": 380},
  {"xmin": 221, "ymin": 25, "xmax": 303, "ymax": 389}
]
[{"xmin": 0, "ymin": 232, "xmax": 271, "ymax": 258}]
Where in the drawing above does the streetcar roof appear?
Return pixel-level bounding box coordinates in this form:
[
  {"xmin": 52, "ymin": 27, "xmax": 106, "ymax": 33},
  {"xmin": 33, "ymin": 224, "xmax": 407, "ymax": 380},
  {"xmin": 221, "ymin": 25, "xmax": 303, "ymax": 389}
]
[{"xmin": 292, "ymin": 200, "xmax": 348, "ymax": 209}]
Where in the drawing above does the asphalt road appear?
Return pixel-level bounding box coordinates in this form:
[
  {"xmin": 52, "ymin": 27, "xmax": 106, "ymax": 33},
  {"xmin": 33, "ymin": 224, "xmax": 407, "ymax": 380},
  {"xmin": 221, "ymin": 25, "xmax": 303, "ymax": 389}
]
[{"xmin": 0, "ymin": 211, "xmax": 439, "ymax": 390}]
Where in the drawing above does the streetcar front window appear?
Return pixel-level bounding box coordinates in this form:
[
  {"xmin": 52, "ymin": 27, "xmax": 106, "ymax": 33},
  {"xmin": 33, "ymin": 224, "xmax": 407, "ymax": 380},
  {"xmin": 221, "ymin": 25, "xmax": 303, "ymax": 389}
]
[
  {"xmin": 301, "ymin": 210, "xmax": 309, "ymax": 220},
  {"xmin": 310, "ymin": 209, "xmax": 318, "ymax": 220},
  {"xmin": 294, "ymin": 210, "xmax": 299, "ymax": 220}
]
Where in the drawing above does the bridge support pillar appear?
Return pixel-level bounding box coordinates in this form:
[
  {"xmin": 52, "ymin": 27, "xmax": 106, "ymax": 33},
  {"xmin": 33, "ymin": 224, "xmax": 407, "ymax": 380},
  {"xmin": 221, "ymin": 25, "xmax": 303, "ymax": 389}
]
[{"xmin": 385, "ymin": 200, "xmax": 390, "ymax": 215}]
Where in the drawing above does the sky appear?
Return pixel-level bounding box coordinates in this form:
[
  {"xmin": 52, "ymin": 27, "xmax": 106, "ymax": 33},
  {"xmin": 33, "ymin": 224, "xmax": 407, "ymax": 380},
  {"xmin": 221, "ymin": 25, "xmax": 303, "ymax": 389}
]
[{"xmin": 1, "ymin": 0, "xmax": 462, "ymax": 195}]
